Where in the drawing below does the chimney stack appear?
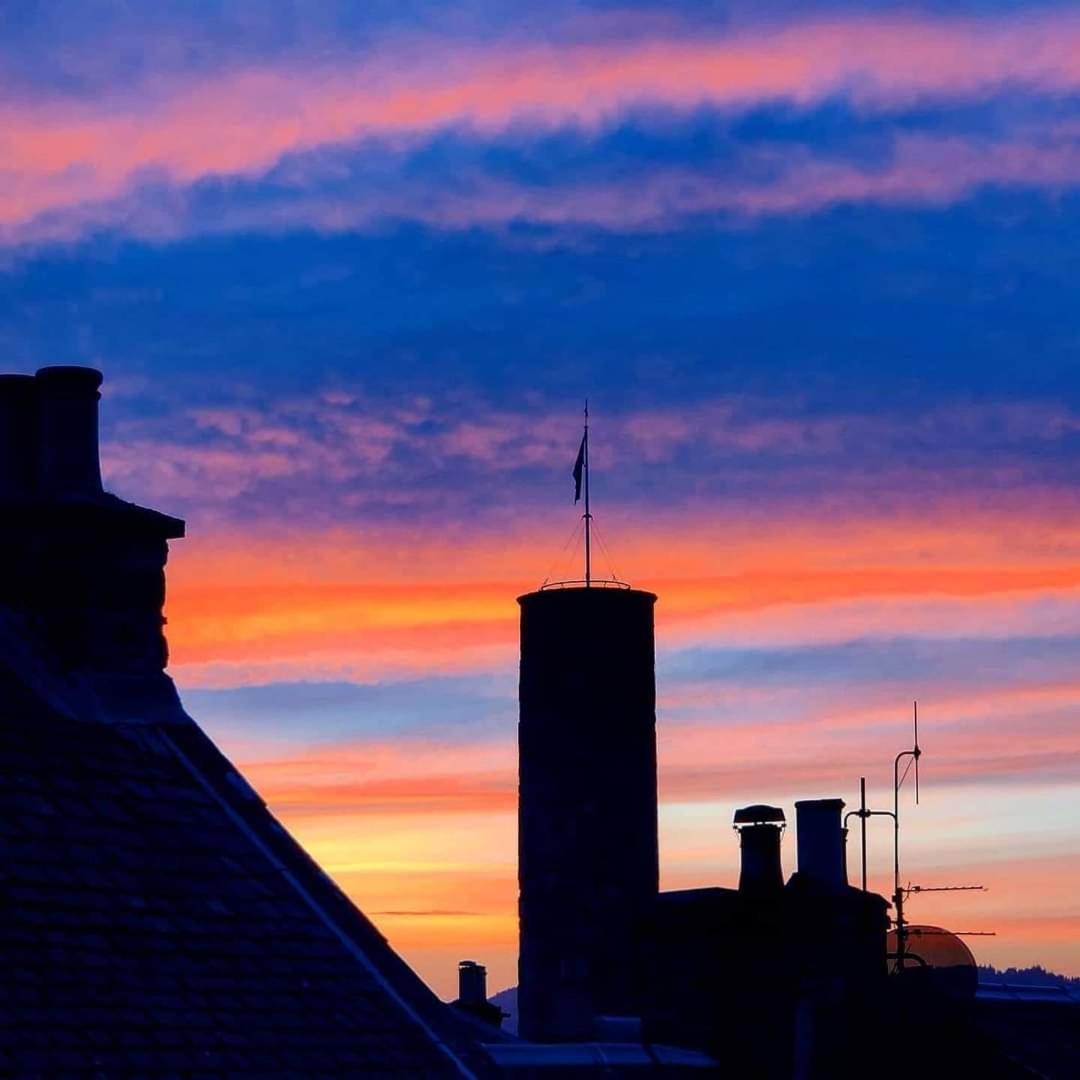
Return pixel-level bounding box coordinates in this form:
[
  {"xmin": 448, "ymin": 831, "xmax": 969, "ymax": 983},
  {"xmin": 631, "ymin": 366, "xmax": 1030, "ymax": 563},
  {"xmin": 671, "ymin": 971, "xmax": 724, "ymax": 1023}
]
[
  {"xmin": 35, "ymin": 366, "xmax": 104, "ymax": 498},
  {"xmin": 0, "ymin": 374, "xmax": 37, "ymax": 500},
  {"xmin": 795, "ymin": 799, "xmax": 847, "ymax": 892},
  {"xmin": 0, "ymin": 364, "xmax": 184, "ymax": 680},
  {"xmin": 733, "ymin": 804, "xmax": 786, "ymax": 895},
  {"xmin": 458, "ymin": 961, "xmax": 488, "ymax": 1007}
]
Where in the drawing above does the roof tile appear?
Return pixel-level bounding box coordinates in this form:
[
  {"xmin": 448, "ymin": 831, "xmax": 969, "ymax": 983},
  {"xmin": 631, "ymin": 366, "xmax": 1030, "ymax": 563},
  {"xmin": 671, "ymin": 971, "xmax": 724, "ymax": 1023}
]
[{"xmin": 0, "ymin": 669, "xmax": 487, "ymax": 1077}]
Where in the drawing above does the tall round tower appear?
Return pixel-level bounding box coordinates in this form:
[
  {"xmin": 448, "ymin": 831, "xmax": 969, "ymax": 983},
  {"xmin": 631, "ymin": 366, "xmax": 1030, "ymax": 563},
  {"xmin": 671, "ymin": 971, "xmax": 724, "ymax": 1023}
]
[{"xmin": 517, "ymin": 583, "xmax": 658, "ymax": 1042}]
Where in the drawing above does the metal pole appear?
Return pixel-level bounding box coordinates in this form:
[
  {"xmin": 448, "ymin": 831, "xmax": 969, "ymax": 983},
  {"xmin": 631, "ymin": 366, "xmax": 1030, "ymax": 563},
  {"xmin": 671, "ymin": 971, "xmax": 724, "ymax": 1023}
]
[
  {"xmin": 914, "ymin": 701, "xmax": 920, "ymax": 805},
  {"xmin": 894, "ymin": 750, "xmax": 903, "ymax": 970},
  {"xmin": 860, "ymin": 776, "xmax": 868, "ymax": 893},
  {"xmin": 583, "ymin": 401, "xmax": 591, "ymax": 587}
]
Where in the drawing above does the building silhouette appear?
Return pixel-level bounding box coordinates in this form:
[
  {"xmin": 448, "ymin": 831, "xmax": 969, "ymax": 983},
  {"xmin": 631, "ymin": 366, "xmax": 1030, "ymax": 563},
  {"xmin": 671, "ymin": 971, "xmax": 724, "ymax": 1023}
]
[
  {"xmin": 2, "ymin": 367, "xmax": 1072, "ymax": 1076},
  {"xmin": 517, "ymin": 585, "xmax": 658, "ymax": 1041},
  {"xmin": 507, "ymin": 422, "xmax": 1074, "ymax": 1076},
  {"xmin": 0, "ymin": 367, "xmax": 490, "ymax": 1076}
]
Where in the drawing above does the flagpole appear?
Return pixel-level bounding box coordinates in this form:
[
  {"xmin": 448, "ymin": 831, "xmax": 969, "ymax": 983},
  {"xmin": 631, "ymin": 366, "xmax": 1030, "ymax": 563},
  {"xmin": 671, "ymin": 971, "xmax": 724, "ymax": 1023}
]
[{"xmin": 583, "ymin": 400, "xmax": 591, "ymax": 587}]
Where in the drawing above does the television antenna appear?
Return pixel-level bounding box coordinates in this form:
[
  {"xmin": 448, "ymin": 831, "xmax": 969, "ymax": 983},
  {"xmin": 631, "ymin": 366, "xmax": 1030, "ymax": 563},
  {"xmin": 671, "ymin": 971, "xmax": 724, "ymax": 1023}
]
[{"xmin": 844, "ymin": 704, "xmax": 994, "ymax": 971}]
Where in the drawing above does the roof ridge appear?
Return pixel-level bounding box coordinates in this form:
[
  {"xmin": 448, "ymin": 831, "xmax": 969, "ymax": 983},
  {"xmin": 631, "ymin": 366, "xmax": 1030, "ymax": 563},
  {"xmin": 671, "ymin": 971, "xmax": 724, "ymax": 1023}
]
[{"xmin": 158, "ymin": 724, "xmax": 482, "ymax": 1079}]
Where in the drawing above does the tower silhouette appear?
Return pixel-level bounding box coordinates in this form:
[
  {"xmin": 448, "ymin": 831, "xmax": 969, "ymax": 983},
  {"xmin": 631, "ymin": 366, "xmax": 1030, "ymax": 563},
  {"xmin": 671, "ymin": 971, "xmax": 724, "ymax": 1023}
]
[{"xmin": 517, "ymin": 584, "xmax": 658, "ymax": 1041}]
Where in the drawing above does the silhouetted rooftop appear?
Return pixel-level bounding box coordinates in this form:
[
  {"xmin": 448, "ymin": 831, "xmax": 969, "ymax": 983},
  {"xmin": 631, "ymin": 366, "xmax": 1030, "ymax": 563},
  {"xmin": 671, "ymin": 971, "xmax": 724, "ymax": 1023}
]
[
  {"xmin": 0, "ymin": 365, "xmax": 492, "ymax": 1073},
  {"xmin": 0, "ymin": 633, "xmax": 486, "ymax": 1076}
]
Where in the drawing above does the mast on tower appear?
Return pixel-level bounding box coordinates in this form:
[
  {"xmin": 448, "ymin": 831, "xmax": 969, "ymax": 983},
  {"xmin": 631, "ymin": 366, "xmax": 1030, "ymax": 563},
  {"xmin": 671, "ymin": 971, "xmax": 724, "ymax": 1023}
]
[
  {"xmin": 544, "ymin": 404, "xmax": 628, "ymax": 591},
  {"xmin": 516, "ymin": 407, "xmax": 658, "ymax": 1038}
]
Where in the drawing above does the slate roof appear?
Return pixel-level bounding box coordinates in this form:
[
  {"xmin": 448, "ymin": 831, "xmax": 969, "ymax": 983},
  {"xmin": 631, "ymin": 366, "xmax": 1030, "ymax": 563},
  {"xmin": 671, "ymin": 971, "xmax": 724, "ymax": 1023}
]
[{"xmin": 0, "ymin": 653, "xmax": 489, "ymax": 1077}]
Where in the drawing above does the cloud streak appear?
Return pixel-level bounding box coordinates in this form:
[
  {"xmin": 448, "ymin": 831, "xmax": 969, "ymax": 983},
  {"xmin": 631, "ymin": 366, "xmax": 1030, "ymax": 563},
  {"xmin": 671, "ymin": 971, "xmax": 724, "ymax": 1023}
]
[
  {"xmin": 10, "ymin": 1, "xmax": 1080, "ymax": 992},
  {"xmin": 171, "ymin": 129, "xmax": 1080, "ymax": 235},
  {"xmin": 241, "ymin": 718, "xmax": 1080, "ymax": 821},
  {"xmin": 101, "ymin": 390, "xmax": 1080, "ymax": 532},
  {"xmin": 9, "ymin": 11, "xmax": 1080, "ymax": 240}
]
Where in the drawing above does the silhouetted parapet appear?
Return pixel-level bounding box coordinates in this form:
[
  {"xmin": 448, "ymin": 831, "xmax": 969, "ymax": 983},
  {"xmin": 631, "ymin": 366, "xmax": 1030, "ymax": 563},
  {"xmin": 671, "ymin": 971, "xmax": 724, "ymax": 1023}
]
[
  {"xmin": 0, "ymin": 375, "xmax": 40, "ymax": 612},
  {"xmin": 0, "ymin": 366, "xmax": 184, "ymax": 680},
  {"xmin": 517, "ymin": 585, "xmax": 658, "ymax": 1043},
  {"xmin": 0, "ymin": 374, "xmax": 37, "ymax": 501},
  {"xmin": 643, "ymin": 886, "xmax": 796, "ymax": 1074}
]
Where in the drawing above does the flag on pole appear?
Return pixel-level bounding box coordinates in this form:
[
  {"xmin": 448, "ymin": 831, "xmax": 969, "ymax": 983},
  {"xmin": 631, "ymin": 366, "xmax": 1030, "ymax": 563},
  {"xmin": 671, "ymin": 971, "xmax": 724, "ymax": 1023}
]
[{"xmin": 573, "ymin": 434, "xmax": 586, "ymax": 502}]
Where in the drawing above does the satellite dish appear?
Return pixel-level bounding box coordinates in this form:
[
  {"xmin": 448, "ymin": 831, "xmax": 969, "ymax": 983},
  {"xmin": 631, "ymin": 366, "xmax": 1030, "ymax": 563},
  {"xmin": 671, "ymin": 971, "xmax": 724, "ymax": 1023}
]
[{"xmin": 888, "ymin": 925, "xmax": 977, "ymax": 1000}]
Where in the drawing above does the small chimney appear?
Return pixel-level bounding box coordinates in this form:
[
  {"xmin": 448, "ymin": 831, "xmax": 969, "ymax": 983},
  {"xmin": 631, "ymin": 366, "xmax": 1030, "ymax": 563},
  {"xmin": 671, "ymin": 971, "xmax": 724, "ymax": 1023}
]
[
  {"xmin": 0, "ymin": 374, "xmax": 37, "ymax": 500},
  {"xmin": 458, "ymin": 960, "xmax": 488, "ymax": 1007},
  {"xmin": 35, "ymin": 366, "xmax": 104, "ymax": 497},
  {"xmin": 453, "ymin": 960, "xmax": 504, "ymax": 1029},
  {"xmin": 795, "ymin": 798, "xmax": 847, "ymax": 892},
  {"xmin": 733, "ymin": 804, "xmax": 786, "ymax": 894}
]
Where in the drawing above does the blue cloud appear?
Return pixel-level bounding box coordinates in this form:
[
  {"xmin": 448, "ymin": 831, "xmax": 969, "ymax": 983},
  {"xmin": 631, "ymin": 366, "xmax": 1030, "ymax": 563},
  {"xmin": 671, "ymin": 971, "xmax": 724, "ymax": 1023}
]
[
  {"xmin": 5, "ymin": 185, "xmax": 1080, "ymax": 528},
  {"xmin": 183, "ymin": 674, "xmax": 515, "ymax": 748},
  {"xmin": 661, "ymin": 635, "xmax": 1080, "ymax": 694}
]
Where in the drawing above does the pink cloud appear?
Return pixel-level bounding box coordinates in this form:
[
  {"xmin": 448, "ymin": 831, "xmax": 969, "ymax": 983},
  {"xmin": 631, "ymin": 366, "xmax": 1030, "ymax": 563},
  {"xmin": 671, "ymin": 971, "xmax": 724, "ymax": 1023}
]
[
  {"xmin": 229, "ymin": 683, "xmax": 1080, "ymax": 824},
  {"xmin": 228, "ymin": 700, "xmax": 1080, "ymax": 992},
  {"xmin": 19, "ymin": 126, "xmax": 1080, "ymax": 243},
  {"xmin": 101, "ymin": 391, "xmax": 1080, "ymax": 513},
  {"xmin": 7, "ymin": 11, "xmax": 1080, "ymax": 238}
]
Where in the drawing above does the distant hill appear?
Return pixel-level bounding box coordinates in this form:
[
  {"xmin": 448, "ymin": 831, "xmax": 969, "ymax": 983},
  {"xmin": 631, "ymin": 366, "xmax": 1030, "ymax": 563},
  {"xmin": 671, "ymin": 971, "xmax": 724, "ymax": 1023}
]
[
  {"xmin": 978, "ymin": 964, "xmax": 1080, "ymax": 989},
  {"xmin": 488, "ymin": 987, "xmax": 518, "ymax": 1036},
  {"xmin": 487, "ymin": 968, "xmax": 1079, "ymax": 1039}
]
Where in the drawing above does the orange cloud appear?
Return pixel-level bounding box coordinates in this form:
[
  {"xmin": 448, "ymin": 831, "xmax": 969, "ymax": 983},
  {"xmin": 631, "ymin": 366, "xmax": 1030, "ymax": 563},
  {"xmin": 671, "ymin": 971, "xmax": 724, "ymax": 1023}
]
[
  {"xmin": 167, "ymin": 497, "xmax": 1080, "ymax": 987},
  {"xmin": 163, "ymin": 500, "xmax": 1080, "ymax": 684}
]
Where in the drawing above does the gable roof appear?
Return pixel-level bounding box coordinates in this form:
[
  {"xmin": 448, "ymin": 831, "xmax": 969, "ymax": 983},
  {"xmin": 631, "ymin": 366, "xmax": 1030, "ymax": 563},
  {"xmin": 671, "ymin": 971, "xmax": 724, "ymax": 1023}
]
[
  {"xmin": 0, "ymin": 645, "xmax": 490, "ymax": 1076},
  {"xmin": 0, "ymin": 364, "xmax": 494, "ymax": 1074}
]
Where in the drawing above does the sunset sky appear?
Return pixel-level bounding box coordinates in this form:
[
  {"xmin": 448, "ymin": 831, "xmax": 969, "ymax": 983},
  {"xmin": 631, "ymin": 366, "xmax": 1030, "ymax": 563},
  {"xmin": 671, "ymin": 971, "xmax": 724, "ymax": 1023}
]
[{"xmin": 5, "ymin": 0, "xmax": 1080, "ymax": 998}]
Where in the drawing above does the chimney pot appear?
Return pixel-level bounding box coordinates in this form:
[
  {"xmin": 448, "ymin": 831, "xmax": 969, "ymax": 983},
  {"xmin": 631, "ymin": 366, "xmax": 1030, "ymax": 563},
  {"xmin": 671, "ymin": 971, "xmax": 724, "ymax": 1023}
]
[
  {"xmin": 795, "ymin": 798, "xmax": 847, "ymax": 892},
  {"xmin": 35, "ymin": 365, "xmax": 104, "ymax": 497},
  {"xmin": 458, "ymin": 960, "xmax": 488, "ymax": 1006},
  {"xmin": 0, "ymin": 374, "xmax": 38, "ymax": 500},
  {"xmin": 734, "ymin": 805, "xmax": 785, "ymax": 894}
]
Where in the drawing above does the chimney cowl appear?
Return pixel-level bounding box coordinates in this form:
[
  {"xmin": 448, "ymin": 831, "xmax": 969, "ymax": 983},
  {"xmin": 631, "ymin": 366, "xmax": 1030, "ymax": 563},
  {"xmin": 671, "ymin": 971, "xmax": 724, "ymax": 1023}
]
[
  {"xmin": 35, "ymin": 365, "xmax": 104, "ymax": 498},
  {"xmin": 733, "ymin": 803, "xmax": 786, "ymax": 827},
  {"xmin": 734, "ymin": 805, "xmax": 785, "ymax": 894},
  {"xmin": 794, "ymin": 798, "xmax": 848, "ymax": 893}
]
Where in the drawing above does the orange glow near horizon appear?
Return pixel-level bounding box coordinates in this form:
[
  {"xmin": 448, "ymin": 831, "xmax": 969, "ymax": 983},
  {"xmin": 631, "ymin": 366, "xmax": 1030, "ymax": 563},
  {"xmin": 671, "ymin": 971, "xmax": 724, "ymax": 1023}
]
[
  {"xmin": 164, "ymin": 504, "xmax": 1080, "ymax": 996},
  {"xmin": 11, "ymin": 0, "xmax": 1080, "ymax": 1028},
  {"xmin": 165, "ymin": 505, "xmax": 1080, "ymax": 680}
]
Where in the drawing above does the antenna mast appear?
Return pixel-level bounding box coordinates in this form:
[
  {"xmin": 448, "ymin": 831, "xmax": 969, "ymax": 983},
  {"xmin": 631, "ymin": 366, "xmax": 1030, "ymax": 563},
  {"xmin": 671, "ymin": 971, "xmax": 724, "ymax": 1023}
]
[
  {"xmin": 845, "ymin": 701, "xmax": 922, "ymax": 966},
  {"xmin": 847, "ymin": 705, "xmax": 993, "ymax": 975},
  {"xmin": 891, "ymin": 702, "xmax": 921, "ymax": 970},
  {"xmin": 583, "ymin": 401, "xmax": 592, "ymax": 588}
]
